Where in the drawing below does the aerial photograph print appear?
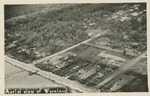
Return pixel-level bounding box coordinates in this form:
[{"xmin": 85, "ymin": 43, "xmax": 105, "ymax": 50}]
[{"xmin": 4, "ymin": 2, "xmax": 148, "ymax": 94}]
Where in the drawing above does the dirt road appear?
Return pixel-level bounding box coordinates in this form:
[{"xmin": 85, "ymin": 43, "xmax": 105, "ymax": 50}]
[{"xmin": 85, "ymin": 43, "xmax": 137, "ymax": 56}]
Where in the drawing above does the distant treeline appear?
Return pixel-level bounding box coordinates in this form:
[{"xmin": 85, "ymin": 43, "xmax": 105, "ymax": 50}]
[{"xmin": 4, "ymin": 4, "xmax": 72, "ymax": 20}]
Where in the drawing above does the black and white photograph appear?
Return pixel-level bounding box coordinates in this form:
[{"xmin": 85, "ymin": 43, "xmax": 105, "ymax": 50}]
[{"xmin": 3, "ymin": 1, "xmax": 149, "ymax": 94}]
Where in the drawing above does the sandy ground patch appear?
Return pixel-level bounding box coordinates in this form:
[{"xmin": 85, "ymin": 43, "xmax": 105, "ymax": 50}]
[{"xmin": 5, "ymin": 62, "xmax": 63, "ymax": 89}]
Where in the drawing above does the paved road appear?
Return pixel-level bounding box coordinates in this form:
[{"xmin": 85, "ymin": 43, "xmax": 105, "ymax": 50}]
[
  {"xmin": 33, "ymin": 34, "xmax": 102, "ymax": 64},
  {"xmin": 5, "ymin": 55, "xmax": 97, "ymax": 93},
  {"xmin": 97, "ymin": 51, "xmax": 147, "ymax": 89}
]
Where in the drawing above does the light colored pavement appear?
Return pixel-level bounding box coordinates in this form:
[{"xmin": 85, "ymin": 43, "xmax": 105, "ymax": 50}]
[
  {"xmin": 97, "ymin": 51, "xmax": 147, "ymax": 89},
  {"xmin": 5, "ymin": 55, "xmax": 97, "ymax": 93}
]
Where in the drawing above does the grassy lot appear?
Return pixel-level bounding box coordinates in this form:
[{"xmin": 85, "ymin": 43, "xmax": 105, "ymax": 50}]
[{"xmin": 118, "ymin": 71, "xmax": 148, "ymax": 92}]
